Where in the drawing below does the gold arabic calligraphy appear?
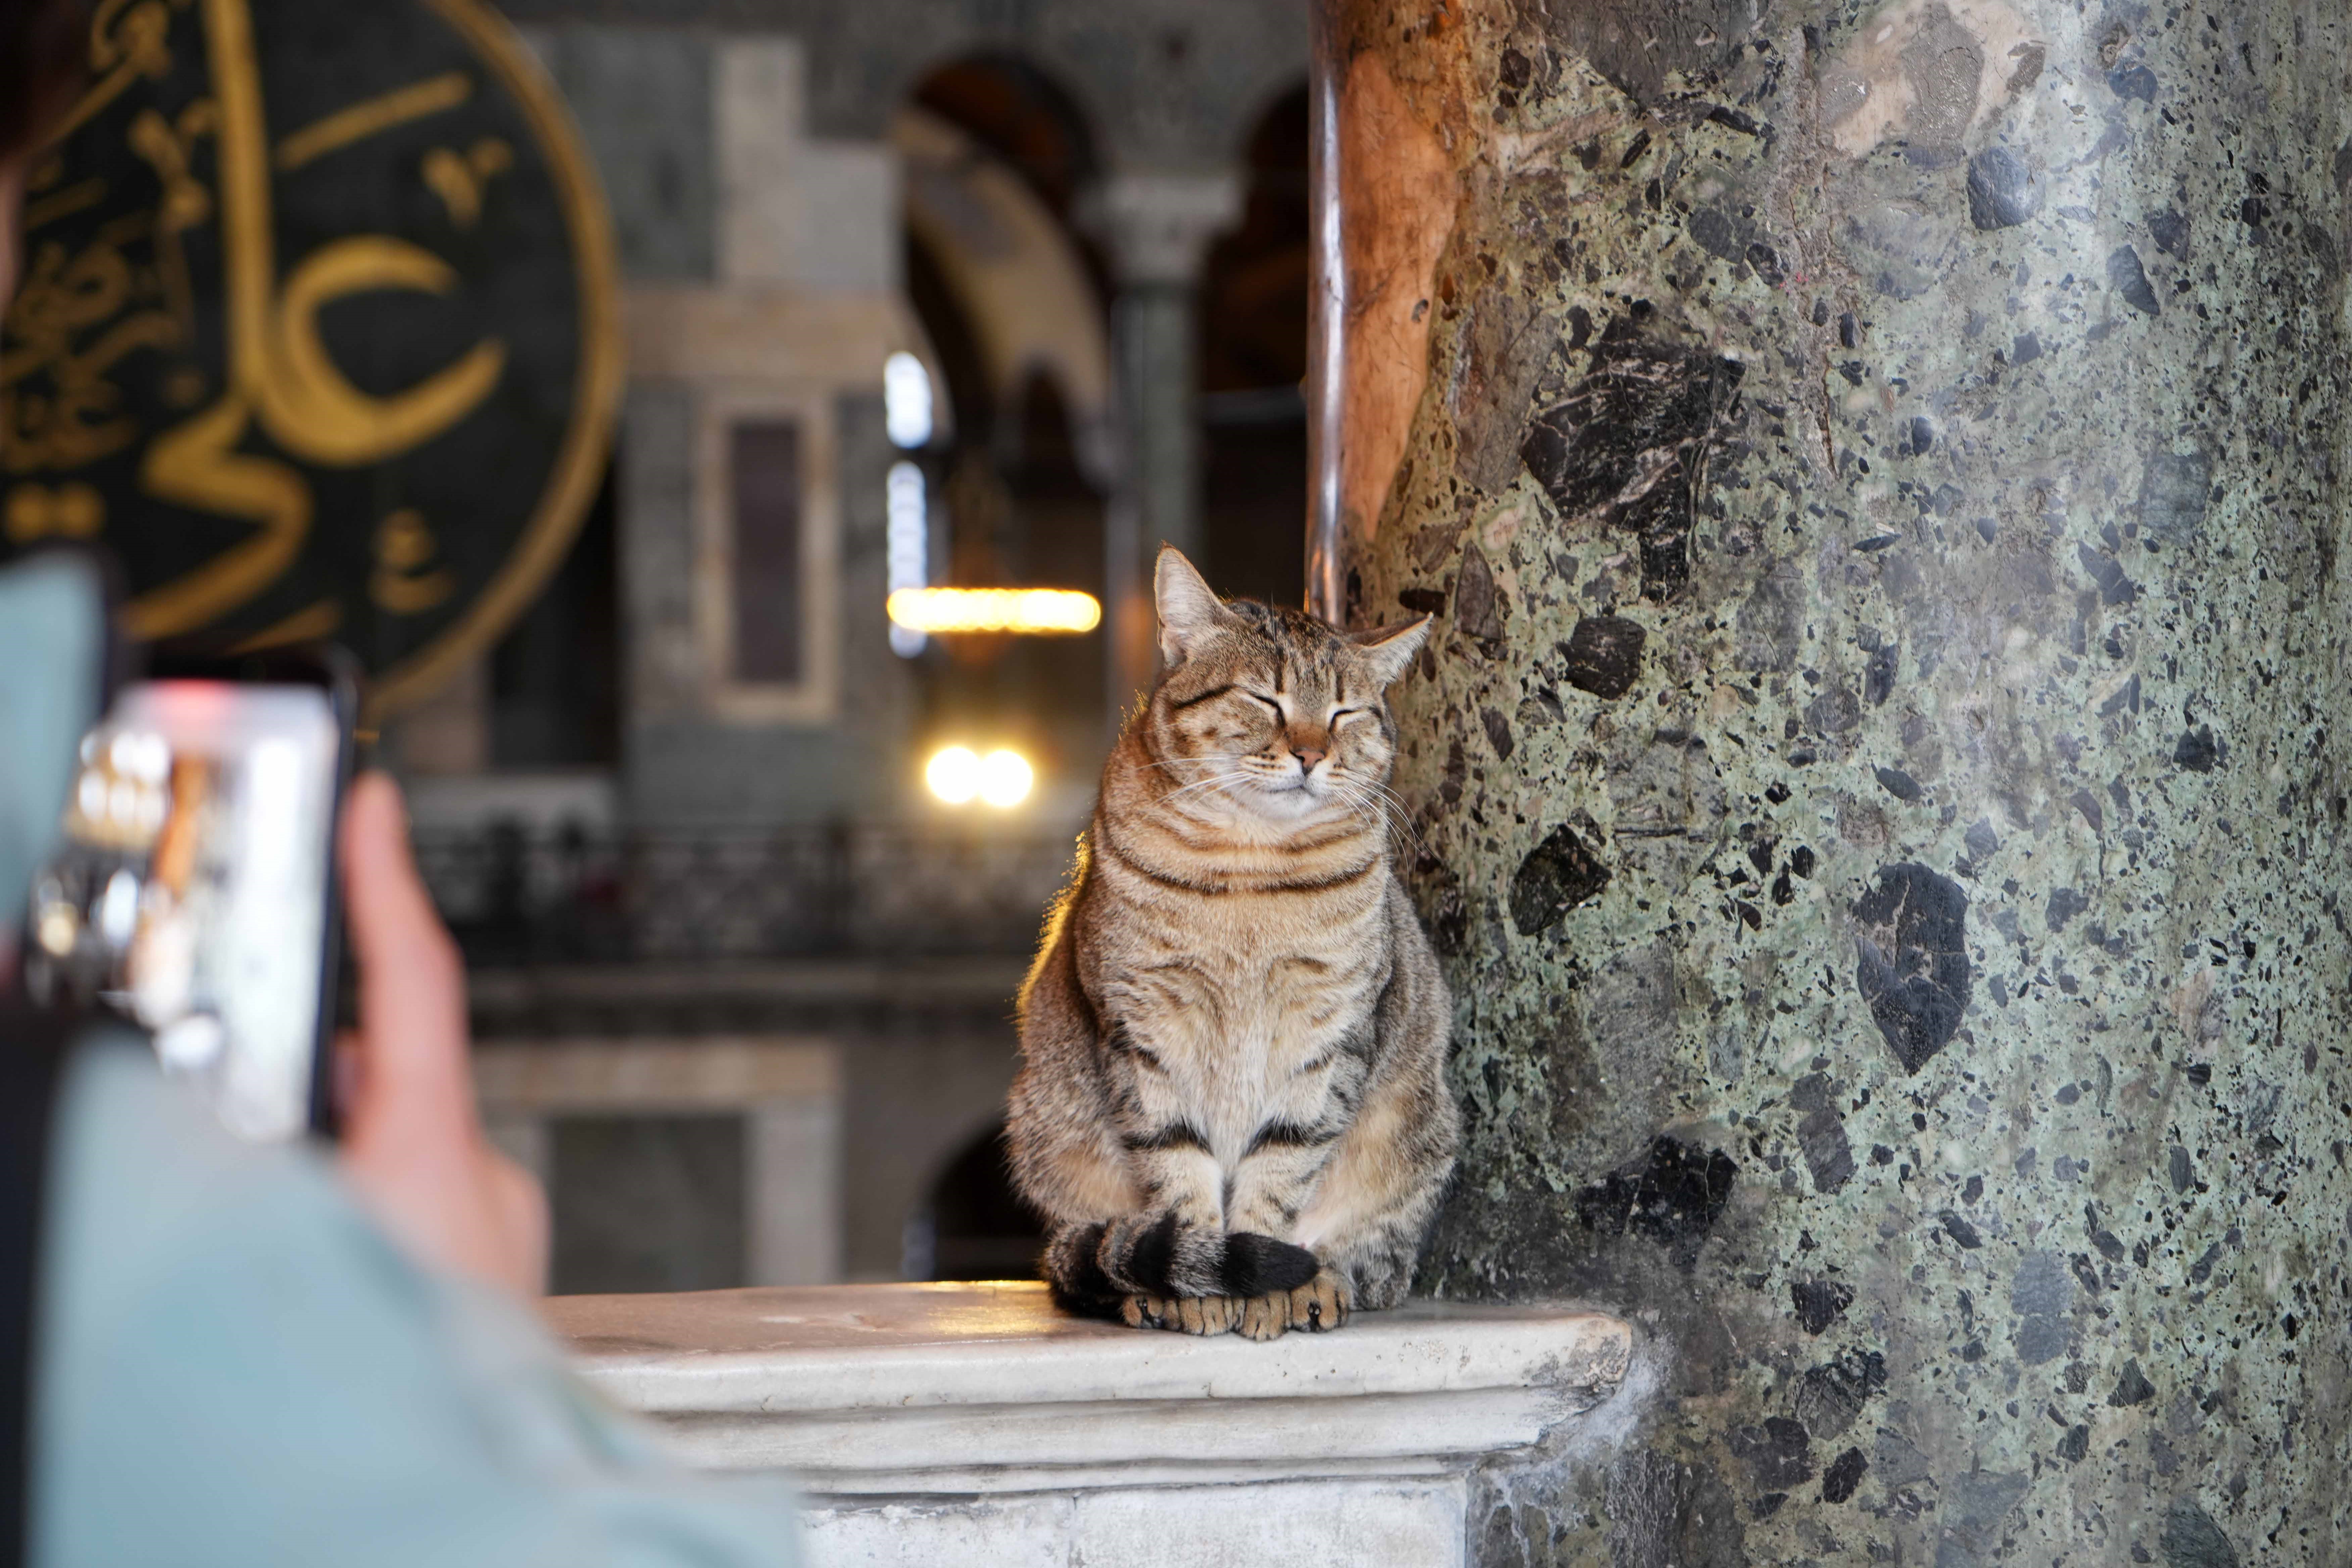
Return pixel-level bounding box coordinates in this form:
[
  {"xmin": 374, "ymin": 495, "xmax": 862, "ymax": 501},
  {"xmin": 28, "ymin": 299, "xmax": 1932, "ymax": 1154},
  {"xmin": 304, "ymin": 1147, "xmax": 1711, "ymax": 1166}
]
[{"xmin": 0, "ymin": 0, "xmax": 506, "ymax": 637}]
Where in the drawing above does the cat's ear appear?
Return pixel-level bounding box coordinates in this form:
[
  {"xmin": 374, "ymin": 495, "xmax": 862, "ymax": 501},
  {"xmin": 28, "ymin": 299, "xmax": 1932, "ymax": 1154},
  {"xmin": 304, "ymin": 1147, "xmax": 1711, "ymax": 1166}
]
[
  {"xmin": 1347, "ymin": 616, "xmax": 1431, "ymax": 688},
  {"xmin": 1155, "ymin": 546, "xmax": 1229, "ymax": 664}
]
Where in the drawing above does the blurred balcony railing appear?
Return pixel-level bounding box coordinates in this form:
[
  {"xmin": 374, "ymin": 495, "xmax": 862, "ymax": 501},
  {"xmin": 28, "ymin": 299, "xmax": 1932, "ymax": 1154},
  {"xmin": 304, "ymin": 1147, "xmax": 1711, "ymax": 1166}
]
[{"xmin": 411, "ymin": 822, "xmax": 1071, "ymax": 966}]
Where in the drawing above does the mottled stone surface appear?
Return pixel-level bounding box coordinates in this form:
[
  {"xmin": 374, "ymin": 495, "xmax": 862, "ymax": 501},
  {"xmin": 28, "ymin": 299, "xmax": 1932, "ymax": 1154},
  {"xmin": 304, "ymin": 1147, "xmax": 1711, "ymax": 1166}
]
[{"xmin": 1338, "ymin": 0, "xmax": 2352, "ymax": 1562}]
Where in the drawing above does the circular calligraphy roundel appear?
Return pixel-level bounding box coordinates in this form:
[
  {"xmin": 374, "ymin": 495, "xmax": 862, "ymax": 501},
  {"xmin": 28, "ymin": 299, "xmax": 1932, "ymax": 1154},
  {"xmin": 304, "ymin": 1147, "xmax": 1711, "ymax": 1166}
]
[{"xmin": 1, "ymin": 0, "xmax": 622, "ymax": 716}]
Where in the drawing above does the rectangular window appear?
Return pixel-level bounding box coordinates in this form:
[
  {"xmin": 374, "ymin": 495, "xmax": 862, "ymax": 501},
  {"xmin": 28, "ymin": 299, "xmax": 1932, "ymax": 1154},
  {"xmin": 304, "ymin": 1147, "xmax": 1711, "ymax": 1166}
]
[
  {"xmin": 729, "ymin": 420, "xmax": 802, "ymax": 684},
  {"xmin": 696, "ymin": 391, "xmax": 838, "ymax": 725}
]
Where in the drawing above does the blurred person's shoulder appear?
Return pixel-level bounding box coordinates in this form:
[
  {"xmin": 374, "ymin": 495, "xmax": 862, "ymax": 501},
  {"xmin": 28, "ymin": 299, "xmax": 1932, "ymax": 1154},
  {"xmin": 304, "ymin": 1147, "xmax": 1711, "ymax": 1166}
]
[
  {"xmin": 43, "ymin": 1023, "xmax": 374, "ymax": 1289},
  {"xmin": 33, "ymin": 1028, "xmax": 804, "ymax": 1568},
  {"xmin": 34, "ymin": 1019, "xmax": 447, "ymax": 1418}
]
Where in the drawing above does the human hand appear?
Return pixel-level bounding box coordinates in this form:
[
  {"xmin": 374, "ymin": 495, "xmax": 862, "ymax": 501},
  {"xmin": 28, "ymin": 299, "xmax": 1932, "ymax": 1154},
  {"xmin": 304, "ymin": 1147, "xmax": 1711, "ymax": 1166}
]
[{"xmin": 335, "ymin": 772, "xmax": 547, "ymax": 1297}]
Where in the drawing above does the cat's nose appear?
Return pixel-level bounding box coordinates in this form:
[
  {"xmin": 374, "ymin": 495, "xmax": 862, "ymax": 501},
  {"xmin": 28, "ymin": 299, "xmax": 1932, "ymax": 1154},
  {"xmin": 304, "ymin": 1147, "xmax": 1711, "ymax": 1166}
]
[{"xmin": 1293, "ymin": 747, "xmax": 1326, "ymax": 771}]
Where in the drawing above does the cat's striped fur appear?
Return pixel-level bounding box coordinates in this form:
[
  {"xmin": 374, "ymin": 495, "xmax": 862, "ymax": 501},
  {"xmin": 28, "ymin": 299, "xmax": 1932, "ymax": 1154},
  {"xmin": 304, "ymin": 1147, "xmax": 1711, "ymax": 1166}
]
[{"xmin": 1008, "ymin": 548, "xmax": 1458, "ymax": 1340}]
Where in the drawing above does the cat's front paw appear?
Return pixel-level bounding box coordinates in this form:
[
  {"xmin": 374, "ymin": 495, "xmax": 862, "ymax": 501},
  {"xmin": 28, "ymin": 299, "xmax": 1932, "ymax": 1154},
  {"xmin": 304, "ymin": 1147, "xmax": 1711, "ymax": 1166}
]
[
  {"xmin": 1119, "ymin": 1292, "xmax": 1238, "ymax": 1335},
  {"xmin": 1292, "ymin": 1268, "xmax": 1351, "ymax": 1332},
  {"xmin": 1236, "ymin": 1269, "xmax": 1351, "ymax": 1341}
]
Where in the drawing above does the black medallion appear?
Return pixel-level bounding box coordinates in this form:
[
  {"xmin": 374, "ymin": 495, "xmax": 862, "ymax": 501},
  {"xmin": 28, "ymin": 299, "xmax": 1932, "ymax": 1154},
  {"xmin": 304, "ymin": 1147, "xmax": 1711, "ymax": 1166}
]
[{"xmin": 1, "ymin": 0, "xmax": 621, "ymax": 715}]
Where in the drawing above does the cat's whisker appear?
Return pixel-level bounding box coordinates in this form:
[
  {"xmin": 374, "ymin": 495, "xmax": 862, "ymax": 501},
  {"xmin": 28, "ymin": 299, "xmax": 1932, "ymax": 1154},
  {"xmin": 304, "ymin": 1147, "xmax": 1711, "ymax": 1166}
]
[
  {"xmin": 1160, "ymin": 771, "xmax": 1256, "ymax": 807},
  {"xmin": 1129, "ymin": 754, "xmax": 1241, "ymax": 776},
  {"xmin": 1361, "ymin": 799, "xmax": 1421, "ymax": 859},
  {"xmin": 1161, "ymin": 764, "xmax": 1251, "ymax": 792},
  {"xmin": 1328, "ymin": 773, "xmax": 1427, "ymax": 856},
  {"xmin": 1337, "ymin": 797, "xmax": 1385, "ymax": 841},
  {"xmin": 1322, "ymin": 778, "xmax": 1386, "ymax": 837},
  {"xmin": 1368, "ymin": 795, "xmax": 1429, "ymax": 855},
  {"xmin": 1368, "ymin": 806, "xmax": 1426, "ymax": 861},
  {"xmin": 1353, "ymin": 774, "xmax": 1425, "ymax": 828}
]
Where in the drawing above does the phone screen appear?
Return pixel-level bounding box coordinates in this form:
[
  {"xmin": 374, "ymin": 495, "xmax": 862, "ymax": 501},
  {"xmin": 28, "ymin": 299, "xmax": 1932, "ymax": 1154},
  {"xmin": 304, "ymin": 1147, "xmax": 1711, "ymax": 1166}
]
[{"xmin": 26, "ymin": 678, "xmax": 344, "ymax": 1140}]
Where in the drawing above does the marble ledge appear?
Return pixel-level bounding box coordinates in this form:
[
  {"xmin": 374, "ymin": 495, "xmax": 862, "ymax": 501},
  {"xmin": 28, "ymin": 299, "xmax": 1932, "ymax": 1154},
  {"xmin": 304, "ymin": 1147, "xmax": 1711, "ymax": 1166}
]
[{"xmin": 549, "ymin": 1281, "xmax": 1634, "ymax": 1498}]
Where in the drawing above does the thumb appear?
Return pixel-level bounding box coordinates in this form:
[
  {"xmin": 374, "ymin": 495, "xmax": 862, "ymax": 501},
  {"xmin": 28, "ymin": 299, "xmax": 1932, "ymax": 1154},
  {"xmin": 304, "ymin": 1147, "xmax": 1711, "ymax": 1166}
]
[{"xmin": 338, "ymin": 772, "xmax": 471, "ymax": 1130}]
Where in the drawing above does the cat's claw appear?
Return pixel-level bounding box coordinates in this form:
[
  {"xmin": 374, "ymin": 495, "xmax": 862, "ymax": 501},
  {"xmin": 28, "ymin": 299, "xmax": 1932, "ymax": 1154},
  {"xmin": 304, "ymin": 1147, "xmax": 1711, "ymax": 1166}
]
[
  {"xmin": 1120, "ymin": 1293, "xmax": 1238, "ymax": 1335},
  {"xmin": 1236, "ymin": 1269, "xmax": 1351, "ymax": 1341}
]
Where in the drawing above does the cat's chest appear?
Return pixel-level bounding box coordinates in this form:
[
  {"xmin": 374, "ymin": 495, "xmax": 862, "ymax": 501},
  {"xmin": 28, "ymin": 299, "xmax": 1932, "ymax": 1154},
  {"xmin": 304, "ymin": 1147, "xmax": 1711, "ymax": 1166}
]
[
  {"xmin": 1107, "ymin": 885, "xmax": 1387, "ymax": 1059},
  {"xmin": 1189, "ymin": 921, "xmax": 1367, "ymax": 1007}
]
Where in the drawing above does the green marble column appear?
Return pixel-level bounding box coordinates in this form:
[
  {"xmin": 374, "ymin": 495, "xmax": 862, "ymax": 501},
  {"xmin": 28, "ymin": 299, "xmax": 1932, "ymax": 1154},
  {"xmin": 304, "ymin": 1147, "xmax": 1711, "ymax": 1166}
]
[{"xmin": 1323, "ymin": 0, "xmax": 2352, "ymax": 1562}]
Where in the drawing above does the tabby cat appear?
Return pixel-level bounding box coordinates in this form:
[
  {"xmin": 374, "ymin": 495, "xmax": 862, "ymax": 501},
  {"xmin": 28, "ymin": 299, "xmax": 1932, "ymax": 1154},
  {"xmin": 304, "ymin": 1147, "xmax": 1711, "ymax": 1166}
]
[{"xmin": 1007, "ymin": 547, "xmax": 1458, "ymax": 1340}]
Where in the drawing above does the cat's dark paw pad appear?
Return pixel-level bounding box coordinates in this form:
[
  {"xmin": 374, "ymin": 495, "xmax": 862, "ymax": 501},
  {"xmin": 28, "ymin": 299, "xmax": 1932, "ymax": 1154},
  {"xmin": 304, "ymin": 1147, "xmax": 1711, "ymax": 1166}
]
[
  {"xmin": 1221, "ymin": 1231, "xmax": 1319, "ymax": 1296},
  {"xmin": 1289, "ymin": 1269, "xmax": 1351, "ymax": 1333}
]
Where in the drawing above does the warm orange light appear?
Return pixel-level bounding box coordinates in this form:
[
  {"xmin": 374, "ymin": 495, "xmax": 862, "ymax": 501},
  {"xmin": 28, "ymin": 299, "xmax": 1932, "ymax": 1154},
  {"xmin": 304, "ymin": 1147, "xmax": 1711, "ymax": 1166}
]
[
  {"xmin": 977, "ymin": 749, "xmax": 1033, "ymax": 807},
  {"xmin": 887, "ymin": 587, "xmax": 1101, "ymax": 635},
  {"xmin": 926, "ymin": 746, "xmax": 982, "ymax": 804},
  {"xmin": 925, "ymin": 745, "xmax": 1036, "ymax": 808}
]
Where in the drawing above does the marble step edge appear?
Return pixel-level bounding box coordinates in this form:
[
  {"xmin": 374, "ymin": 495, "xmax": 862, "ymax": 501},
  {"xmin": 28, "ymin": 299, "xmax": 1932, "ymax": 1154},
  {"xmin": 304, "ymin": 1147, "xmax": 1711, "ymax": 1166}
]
[
  {"xmin": 783, "ymin": 1454, "xmax": 1478, "ymax": 1497},
  {"xmin": 640, "ymin": 1385, "xmax": 1610, "ymax": 1486},
  {"xmin": 553, "ymin": 1283, "xmax": 1634, "ymax": 1419}
]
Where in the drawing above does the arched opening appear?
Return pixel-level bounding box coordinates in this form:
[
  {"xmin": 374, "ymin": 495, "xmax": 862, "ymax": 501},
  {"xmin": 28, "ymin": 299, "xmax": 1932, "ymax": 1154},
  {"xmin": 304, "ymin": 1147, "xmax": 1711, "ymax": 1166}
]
[
  {"xmin": 902, "ymin": 1120, "xmax": 1045, "ymax": 1281},
  {"xmin": 911, "ymin": 56, "xmax": 1106, "ymax": 286},
  {"xmin": 1197, "ymin": 83, "xmax": 1310, "ymax": 609},
  {"xmin": 894, "ymin": 57, "xmax": 1114, "ymax": 799}
]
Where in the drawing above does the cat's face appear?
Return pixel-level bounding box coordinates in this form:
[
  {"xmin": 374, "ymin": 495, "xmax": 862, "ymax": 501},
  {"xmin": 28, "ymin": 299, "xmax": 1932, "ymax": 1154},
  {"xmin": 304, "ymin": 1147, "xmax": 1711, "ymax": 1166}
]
[{"xmin": 1144, "ymin": 549, "xmax": 1427, "ymax": 828}]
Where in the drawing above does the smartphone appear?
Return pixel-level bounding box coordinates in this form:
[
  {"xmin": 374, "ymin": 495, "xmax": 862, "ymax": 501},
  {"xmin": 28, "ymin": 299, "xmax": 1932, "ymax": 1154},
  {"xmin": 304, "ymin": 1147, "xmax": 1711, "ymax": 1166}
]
[{"xmin": 23, "ymin": 646, "xmax": 358, "ymax": 1141}]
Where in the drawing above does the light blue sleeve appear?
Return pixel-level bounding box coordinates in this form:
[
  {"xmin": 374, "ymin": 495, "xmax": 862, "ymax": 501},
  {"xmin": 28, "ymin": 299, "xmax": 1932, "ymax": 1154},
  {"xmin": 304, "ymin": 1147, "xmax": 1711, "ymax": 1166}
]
[{"xmin": 32, "ymin": 1038, "xmax": 805, "ymax": 1568}]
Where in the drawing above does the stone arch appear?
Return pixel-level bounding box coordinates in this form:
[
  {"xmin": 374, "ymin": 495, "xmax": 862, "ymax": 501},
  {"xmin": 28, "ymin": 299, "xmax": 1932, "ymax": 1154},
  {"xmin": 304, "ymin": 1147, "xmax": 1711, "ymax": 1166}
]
[
  {"xmin": 892, "ymin": 55, "xmax": 1115, "ymax": 487},
  {"xmin": 909, "ymin": 53, "xmax": 1105, "ymax": 226},
  {"xmin": 1223, "ymin": 72, "xmax": 1311, "ymax": 171},
  {"xmin": 901, "ymin": 1115, "xmax": 1044, "ymax": 1281},
  {"xmin": 787, "ymin": 2, "xmax": 1305, "ymax": 173}
]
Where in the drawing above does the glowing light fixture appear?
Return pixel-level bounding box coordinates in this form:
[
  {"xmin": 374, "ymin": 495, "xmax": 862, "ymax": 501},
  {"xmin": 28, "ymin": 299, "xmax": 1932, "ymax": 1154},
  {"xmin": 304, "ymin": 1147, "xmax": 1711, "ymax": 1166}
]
[
  {"xmin": 978, "ymin": 749, "xmax": 1034, "ymax": 808},
  {"xmin": 888, "ymin": 587, "xmax": 1101, "ymax": 636},
  {"xmin": 883, "ymin": 352, "xmax": 935, "ymax": 657},
  {"xmin": 884, "ymin": 352, "xmax": 934, "ymax": 448},
  {"xmin": 886, "ymin": 460, "xmax": 928, "ymax": 658},
  {"xmin": 926, "ymin": 744, "xmax": 1036, "ymax": 808},
  {"xmin": 926, "ymin": 745, "xmax": 983, "ymax": 804}
]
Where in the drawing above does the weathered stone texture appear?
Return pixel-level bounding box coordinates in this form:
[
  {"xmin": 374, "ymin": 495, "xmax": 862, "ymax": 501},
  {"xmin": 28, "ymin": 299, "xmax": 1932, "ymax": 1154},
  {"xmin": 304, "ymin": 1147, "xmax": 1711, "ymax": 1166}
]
[{"xmin": 1340, "ymin": 0, "xmax": 2352, "ymax": 1562}]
